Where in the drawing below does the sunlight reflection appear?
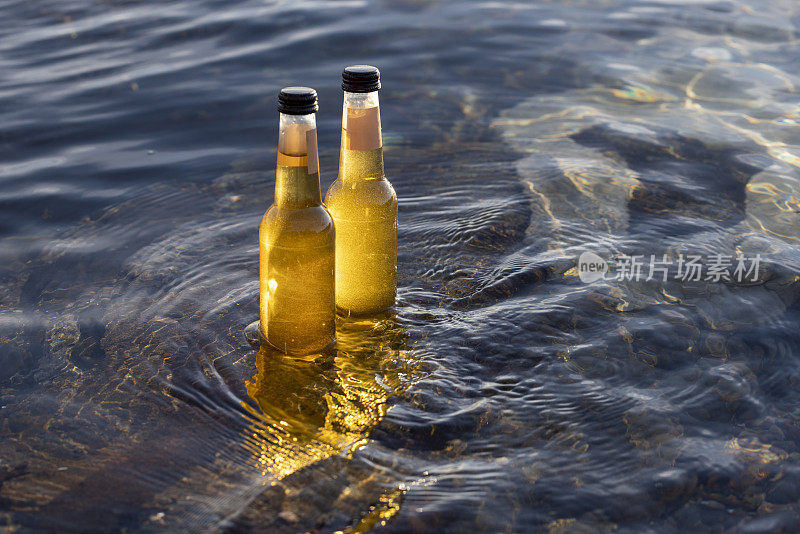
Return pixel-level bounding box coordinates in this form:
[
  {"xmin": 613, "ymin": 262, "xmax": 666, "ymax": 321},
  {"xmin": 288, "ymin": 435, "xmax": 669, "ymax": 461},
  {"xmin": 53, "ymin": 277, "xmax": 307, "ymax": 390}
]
[{"xmin": 242, "ymin": 313, "xmax": 415, "ymax": 481}]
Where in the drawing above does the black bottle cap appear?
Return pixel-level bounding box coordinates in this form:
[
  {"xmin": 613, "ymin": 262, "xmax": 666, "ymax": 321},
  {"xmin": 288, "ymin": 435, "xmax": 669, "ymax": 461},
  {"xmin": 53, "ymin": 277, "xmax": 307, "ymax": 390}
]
[
  {"xmin": 342, "ymin": 65, "xmax": 381, "ymax": 93},
  {"xmin": 278, "ymin": 87, "xmax": 318, "ymax": 115}
]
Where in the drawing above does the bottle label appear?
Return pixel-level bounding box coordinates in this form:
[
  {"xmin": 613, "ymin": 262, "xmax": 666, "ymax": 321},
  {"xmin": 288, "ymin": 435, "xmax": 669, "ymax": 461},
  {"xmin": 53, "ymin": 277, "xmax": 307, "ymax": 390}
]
[
  {"xmin": 277, "ymin": 125, "xmax": 318, "ymax": 174},
  {"xmin": 306, "ymin": 128, "xmax": 319, "ymax": 174},
  {"xmin": 345, "ymin": 107, "xmax": 382, "ymax": 151}
]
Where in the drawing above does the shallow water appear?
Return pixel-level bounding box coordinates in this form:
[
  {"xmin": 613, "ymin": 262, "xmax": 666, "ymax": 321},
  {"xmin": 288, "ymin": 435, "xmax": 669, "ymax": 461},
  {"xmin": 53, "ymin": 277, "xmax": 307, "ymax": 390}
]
[{"xmin": 2, "ymin": 0, "xmax": 800, "ymax": 532}]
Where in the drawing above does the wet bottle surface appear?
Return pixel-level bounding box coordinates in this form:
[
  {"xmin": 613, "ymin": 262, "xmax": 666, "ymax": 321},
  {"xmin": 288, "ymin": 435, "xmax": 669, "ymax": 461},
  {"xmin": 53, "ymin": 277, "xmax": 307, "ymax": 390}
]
[
  {"xmin": 260, "ymin": 87, "xmax": 335, "ymax": 354},
  {"xmin": 325, "ymin": 66, "xmax": 398, "ymax": 315}
]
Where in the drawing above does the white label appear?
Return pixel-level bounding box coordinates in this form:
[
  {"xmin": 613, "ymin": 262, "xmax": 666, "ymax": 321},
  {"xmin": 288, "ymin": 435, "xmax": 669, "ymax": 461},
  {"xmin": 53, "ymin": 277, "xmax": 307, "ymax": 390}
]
[
  {"xmin": 306, "ymin": 128, "xmax": 319, "ymax": 174},
  {"xmin": 345, "ymin": 107, "xmax": 382, "ymax": 150}
]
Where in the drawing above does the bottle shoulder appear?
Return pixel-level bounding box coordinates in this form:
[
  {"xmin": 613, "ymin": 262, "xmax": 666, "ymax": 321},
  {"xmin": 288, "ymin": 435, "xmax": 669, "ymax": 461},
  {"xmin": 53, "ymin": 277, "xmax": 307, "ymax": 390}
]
[
  {"xmin": 260, "ymin": 204, "xmax": 334, "ymax": 246},
  {"xmin": 324, "ymin": 178, "xmax": 397, "ymax": 212}
]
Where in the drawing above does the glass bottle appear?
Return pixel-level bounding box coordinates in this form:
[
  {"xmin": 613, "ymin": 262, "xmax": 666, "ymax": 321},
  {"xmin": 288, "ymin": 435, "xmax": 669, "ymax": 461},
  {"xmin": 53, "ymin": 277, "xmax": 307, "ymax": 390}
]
[
  {"xmin": 259, "ymin": 87, "xmax": 335, "ymax": 354},
  {"xmin": 325, "ymin": 65, "xmax": 398, "ymax": 315}
]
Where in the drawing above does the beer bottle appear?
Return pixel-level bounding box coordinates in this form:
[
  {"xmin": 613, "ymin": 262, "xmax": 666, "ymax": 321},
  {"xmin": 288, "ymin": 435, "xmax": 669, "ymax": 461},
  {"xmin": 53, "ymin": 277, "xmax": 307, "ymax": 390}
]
[
  {"xmin": 259, "ymin": 87, "xmax": 335, "ymax": 353},
  {"xmin": 325, "ymin": 66, "xmax": 397, "ymax": 315}
]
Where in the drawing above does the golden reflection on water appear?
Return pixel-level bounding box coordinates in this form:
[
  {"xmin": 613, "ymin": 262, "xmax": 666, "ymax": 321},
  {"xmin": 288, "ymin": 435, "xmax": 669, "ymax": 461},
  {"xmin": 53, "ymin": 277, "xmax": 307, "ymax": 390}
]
[{"xmin": 242, "ymin": 313, "xmax": 413, "ymax": 482}]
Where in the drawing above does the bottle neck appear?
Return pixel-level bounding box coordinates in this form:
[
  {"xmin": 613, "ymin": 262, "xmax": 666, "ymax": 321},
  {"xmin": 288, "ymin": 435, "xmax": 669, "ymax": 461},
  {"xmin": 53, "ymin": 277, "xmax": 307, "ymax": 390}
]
[
  {"xmin": 339, "ymin": 91, "xmax": 385, "ymax": 182},
  {"xmin": 275, "ymin": 112, "xmax": 322, "ymax": 207}
]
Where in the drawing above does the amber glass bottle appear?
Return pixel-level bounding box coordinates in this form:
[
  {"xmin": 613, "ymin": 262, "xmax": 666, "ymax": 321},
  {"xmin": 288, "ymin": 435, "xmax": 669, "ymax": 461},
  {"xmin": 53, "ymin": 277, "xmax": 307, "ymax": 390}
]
[
  {"xmin": 325, "ymin": 65, "xmax": 397, "ymax": 315},
  {"xmin": 259, "ymin": 87, "xmax": 335, "ymax": 354}
]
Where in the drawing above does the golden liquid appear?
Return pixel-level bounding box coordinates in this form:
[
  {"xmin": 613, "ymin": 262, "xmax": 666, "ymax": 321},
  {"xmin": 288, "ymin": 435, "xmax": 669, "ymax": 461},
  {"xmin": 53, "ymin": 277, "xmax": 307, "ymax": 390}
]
[
  {"xmin": 325, "ymin": 147, "xmax": 397, "ymax": 315},
  {"xmin": 259, "ymin": 162, "xmax": 335, "ymax": 354}
]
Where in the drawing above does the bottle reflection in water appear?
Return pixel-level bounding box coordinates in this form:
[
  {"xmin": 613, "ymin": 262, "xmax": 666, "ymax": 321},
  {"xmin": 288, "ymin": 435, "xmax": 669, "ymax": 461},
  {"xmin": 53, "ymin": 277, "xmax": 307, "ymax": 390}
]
[
  {"xmin": 260, "ymin": 87, "xmax": 335, "ymax": 354},
  {"xmin": 244, "ymin": 313, "xmax": 413, "ymax": 479},
  {"xmin": 325, "ymin": 65, "xmax": 398, "ymax": 316}
]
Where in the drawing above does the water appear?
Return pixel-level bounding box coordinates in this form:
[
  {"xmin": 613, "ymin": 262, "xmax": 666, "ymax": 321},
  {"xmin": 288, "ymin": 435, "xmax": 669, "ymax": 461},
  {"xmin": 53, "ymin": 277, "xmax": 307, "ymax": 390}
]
[{"xmin": 2, "ymin": 0, "xmax": 800, "ymax": 531}]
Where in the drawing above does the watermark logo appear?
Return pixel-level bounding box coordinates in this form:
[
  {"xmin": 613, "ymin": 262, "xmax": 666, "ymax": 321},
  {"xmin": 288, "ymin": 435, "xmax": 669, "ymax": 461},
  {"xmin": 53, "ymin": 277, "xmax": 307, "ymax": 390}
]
[
  {"xmin": 578, "ymin": 251, "xmax": 609, "ymax": 283},
  {"xmin": 576, "ymin": 252, "xmax": 762, "ymax": 283}
]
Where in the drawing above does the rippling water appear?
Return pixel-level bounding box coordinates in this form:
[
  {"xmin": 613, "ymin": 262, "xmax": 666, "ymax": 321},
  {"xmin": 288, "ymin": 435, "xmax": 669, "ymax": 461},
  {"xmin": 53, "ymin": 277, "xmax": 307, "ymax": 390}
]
[{"xmin": 3, "ymin": 0, "xmax": 800, "ymax": 531}]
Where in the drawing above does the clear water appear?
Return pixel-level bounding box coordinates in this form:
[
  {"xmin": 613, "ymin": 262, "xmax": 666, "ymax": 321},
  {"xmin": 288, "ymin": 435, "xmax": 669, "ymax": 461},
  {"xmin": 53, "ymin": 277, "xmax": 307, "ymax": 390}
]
[{"xmin": 2, "ymin": 0, "xmax": 800, "ymax": 532}]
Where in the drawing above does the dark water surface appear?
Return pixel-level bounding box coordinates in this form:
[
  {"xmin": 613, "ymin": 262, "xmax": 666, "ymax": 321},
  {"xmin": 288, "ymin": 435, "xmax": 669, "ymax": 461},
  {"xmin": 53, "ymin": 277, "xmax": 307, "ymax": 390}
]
[{"xmin": 3, "ymin": 0, "xmax": 800, "ymax": 532}]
